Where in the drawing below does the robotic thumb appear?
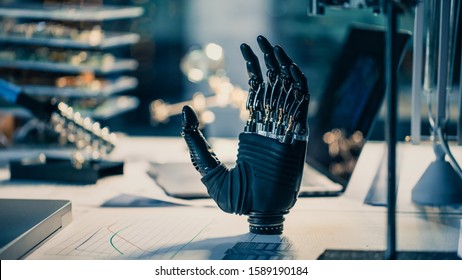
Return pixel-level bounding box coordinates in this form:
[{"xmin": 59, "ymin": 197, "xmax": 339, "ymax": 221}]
[{"xmin": 181, "ymin": 105, "xmax": 221, "ymax": 176}]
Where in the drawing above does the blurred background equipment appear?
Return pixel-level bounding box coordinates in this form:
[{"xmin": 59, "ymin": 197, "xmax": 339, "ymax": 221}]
[
  {"xmin": 149, "ymin": 43, "xmax": 248, "ymax": 129},
  {"xmin": 0, "ymin": 78, "xmax": 123, "ymax": 183},
  {"xmin": 0, "ymin": 0, "xmax": 143, "ymax": 146},
  {"xmin": 2, "ymin": 0, "xmax": 458, "ymax": 141},
  {"xmin": 0, "ymin": 0, "xmax": 425, "ymax": 140}
]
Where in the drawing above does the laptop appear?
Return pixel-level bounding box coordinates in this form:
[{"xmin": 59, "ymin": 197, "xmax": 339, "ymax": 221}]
[
  {"xmin": 149, "ymin": 26, "xmax": 411, "ymax": 199},
  {"xmin": 0, "ymin": 198, "xmax": 72, "ymax": 259},
  {"xmin": 299, "ymin": 25, "xmax": 410, "ymax": 196}
]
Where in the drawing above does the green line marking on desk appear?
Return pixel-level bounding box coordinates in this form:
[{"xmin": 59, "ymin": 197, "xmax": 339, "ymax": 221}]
[{"xmin": 109, "ymin": 225, "xmax": 131, "ymax": 255}]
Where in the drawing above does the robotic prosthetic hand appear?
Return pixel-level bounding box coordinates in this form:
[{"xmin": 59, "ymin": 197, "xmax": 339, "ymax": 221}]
[{"xmin": 181, "ymin": 36, "xmax": 310, "ymax": 234}]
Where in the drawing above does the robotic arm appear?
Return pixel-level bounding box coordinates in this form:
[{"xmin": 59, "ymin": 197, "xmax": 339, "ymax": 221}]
[{"xmin": 181, "ymin": 36, "xmax": 310, "ymax": 234}]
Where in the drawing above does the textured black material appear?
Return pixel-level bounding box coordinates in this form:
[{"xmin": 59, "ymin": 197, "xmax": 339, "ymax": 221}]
[
  {"xmin": 317, "ymin": 250, "xmax": 461, "ymax": 260},
  {"xmin": 201, "ymin": 133, "xmax": 306, "ymax": 233},
  {"xmin": 181, "ymin": 105, "xmax": 221, "ymax": 176}
]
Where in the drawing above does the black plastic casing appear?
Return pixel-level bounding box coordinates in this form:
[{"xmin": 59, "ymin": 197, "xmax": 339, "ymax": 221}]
[{"xmin": 201, "ymin": 133, "xmax": 306, "ymax": 234}]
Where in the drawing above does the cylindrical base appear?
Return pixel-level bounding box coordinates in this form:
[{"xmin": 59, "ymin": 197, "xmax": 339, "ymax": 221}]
[{"xmin": 247, "ymin": 211, "xmax": 287, "ymax": 235}]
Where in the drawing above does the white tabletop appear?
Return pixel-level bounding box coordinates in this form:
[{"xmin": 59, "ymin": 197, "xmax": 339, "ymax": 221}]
[{"xmin": 0, "ymin": 137, "xmax": 461, "ymax": 259}]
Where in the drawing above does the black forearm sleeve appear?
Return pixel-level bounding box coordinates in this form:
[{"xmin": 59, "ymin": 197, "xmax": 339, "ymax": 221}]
[{"xmin": 201, "ymin": 133, "xmax": 306, "ymax": 216}]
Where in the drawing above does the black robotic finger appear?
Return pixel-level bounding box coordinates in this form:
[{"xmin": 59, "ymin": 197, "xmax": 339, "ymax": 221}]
[
  {"xmin": 257, "ymin": 35, "xmax": 280, "ymax": 75},
  {"xmin": 290, "ymin": 63, "xmax": 310, "ymax": 113},
  {"xmin": 270, "ymin": 46, "xmax": 292, "ymax": 137},
  {"xmin": 241, "ymin": 44, "xmax": 265, "ymax": 133},
  {"xmin": 256, "ymin": 36, "xmax": 280, "ymax": 131},
  {"xmin": 287, "ymin": 63, "xmax": 310, "ymax": 142},
  {"xmin": 181, "ymin": 105, "xmax": 221, "ymax": 176},
  {"xmin": 240, "ymin": 43, "xmax": 263, "ymax": 83},
  {"xmin": 290, "ymin": 63, "xmax": 309, "ymax": 94},
  {"xmin": 284, "ymin": 63, "xmax": 308, "ymax": 111},
  {"xmin": 240, "ymin": 44, "xmax": 265, "ymax": 132},
  {"xmin": 181, "ymin": 104, "xmax": 200, "ymax": 132},
  {"xmin": 274, "ymin": 46, "xmax": 293, "ymax": 80},
  {"xmin": 274, "ymin": 46, "xmax": 295, "ymax": 105}
]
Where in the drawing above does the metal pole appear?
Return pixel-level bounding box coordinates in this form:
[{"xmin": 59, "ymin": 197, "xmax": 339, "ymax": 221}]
[
  {"xmin": 436, "ymin": 0, "xmax": 451, "ymax": 131},
  {"xmin": 385, "ymin": 0, "xmax": 398, "ymax": 260},
  {"xmin": 458, "ymin": 1, "xmax": 462, "ymax": 145},
  {"xmin": 411, "ymin": 1, "xmax": 424, "ymax": 145},
  {"xmin": 459, "ymin": 51, "xmax": 462, "ymax": 145}
]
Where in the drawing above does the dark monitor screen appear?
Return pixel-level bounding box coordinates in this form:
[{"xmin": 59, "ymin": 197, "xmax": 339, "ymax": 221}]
[{"xmin": 306, "ymin": 26, "xmax": 411, "ymax": 187}]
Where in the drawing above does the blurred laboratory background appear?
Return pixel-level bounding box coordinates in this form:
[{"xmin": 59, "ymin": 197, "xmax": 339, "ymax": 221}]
[{"xmin": 0, "ymin": 0, "xmax": 460, "ymax": 146}]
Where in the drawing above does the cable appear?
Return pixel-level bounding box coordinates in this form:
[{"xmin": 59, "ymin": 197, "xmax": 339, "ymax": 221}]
[
  {"xmin": 437, "ymin": 126, "xmax": 462, "ymax": 178},
  {"xmin": 447, "ymin": 0, "xmax": 460, "ymax": 91}
]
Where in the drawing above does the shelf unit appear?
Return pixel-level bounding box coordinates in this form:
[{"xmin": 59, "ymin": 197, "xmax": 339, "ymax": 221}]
[
  {"xmin": 22, "ymin": 76, "xmax": 138, "ymax": 98},
  {"xmin": 0, "ymin": 4, "xmax": 143, "ymax": 21},
  {"xmin": 0, "ymin": 59, "xmax": 139, "ymax": 75},
  {"xmin": 0, "ymin": 32, "xmax": 141, "ymax": 50},
  {"xmin": 0, "ymin": 4, "xmax": 143, "ymax": 121},
  {"xmin": 1, "ymin": 95, "xmax": 140, "ymax": 121}
]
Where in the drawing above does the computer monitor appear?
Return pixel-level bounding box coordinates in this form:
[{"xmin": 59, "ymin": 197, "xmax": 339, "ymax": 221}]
[{"xmin": 305, "ymin": 26, "xmax": 411, "ymax": 188}]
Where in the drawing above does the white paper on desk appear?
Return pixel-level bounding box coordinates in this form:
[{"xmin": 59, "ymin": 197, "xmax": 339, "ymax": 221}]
[
  {"xmin": 27, "ymin": 204, "xmax": 392, "ymax": 260},
  {"xmin": 32, "ymin": 204, "xmax": 375, "ymax": 260},
  {"xmin": 28, "ymin": 207, "xmax": 287, "ymax": 260}
]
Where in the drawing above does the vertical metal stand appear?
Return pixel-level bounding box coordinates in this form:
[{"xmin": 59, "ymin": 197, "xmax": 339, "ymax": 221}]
[
  {"xmin": 458, "ymin": 34, "xmax": 462, "ymax": 145},
  {"xmin": 411, "ymin": 1, "xmax": 424, "ymax": 145},
  {"xmin": 412, "ymin": 0, "xmax": 462, "ymax": 206},
  {"xmin": 385, "ymin": 0, "xmax": 398, "ymax": 260},
  {"xmin": 436, "ymin": 0, "xmax": 451, "ymax": 131}
]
